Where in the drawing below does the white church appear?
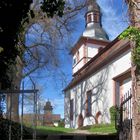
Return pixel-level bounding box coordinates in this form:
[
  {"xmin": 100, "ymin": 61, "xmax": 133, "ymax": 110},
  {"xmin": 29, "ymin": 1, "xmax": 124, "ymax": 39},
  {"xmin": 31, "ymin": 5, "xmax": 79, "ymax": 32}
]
[{"xmin": 64, "ymin": 0, "xmax": 131, "ymax": 128}]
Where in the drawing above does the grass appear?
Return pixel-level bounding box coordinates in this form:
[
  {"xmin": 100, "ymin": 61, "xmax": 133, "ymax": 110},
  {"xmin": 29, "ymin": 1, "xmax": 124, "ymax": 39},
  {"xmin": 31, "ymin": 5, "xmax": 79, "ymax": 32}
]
[
  {"xmin": 35, "ymin": 123, "xmax": 116, "ymax": 135},
  {"xmin": 89, "ymin": 123, "xmax": 117, "ymax": 134},
  {"xmin": 36, "ymin": 126, "xmax": 74, "ymax": 135}
]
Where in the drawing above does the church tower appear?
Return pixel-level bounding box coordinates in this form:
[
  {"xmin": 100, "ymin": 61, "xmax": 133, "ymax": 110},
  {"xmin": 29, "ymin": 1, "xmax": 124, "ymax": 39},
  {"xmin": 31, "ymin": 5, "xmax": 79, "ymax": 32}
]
[
  {"xmin": 83, "ymin": 0, "xmax": 108, "ymax": 40},
  {"xmin": 71, "ymin": 0, "xmax": 109, "ymax": 75},
  {"xmin": 44, "ymin": 100, "xmax": 53, "ymax": 114},
  {"xmin": 43, "ymin": 100, "xmax": 61, "ymax": 126}
]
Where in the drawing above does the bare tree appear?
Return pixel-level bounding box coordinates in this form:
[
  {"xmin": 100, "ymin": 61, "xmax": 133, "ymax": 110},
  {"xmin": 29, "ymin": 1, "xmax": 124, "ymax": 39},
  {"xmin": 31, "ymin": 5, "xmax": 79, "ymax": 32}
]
[
  {"xmin": 7, "ymin": 0, "xmax": 86, "ymax": 121},
  {"xmin": 20, "ymin": 0, "xmax": 86, "ymax": 77}
]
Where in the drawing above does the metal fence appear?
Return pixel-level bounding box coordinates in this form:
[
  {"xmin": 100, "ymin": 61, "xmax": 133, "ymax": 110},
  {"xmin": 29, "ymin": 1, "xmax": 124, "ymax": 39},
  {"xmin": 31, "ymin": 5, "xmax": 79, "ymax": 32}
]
[
  {"xmin": 120, "ymin": 88, "xmax": 132, "ymax": 130},
  {"xmin": 0, "ymin": 81, "xmax": 38, "ymax": 140},
  {"xmin": 117, "ymin": 88, "xmax": 132, "ymax": 140}
]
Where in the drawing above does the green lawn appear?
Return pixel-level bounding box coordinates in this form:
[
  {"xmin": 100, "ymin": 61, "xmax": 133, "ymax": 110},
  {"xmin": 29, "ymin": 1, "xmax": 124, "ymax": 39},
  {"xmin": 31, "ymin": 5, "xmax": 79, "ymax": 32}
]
[
  {"xmin": 89, "ymin": 123, "xmax": 117, "ymax": 134},
  {"xmin": 36, "ymin": 126, "xmax": 74, "ymax": 135},
  {"xmin": 36, "ymin": 123, "xmax": 117, "ymax": 135}
]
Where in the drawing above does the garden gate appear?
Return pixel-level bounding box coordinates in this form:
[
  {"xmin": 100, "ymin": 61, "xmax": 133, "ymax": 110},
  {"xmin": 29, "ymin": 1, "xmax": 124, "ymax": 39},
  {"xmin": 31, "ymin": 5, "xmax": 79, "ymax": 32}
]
[{"xmin": 116, "ymin": 88, "xmax": 132, "ymax": 140}]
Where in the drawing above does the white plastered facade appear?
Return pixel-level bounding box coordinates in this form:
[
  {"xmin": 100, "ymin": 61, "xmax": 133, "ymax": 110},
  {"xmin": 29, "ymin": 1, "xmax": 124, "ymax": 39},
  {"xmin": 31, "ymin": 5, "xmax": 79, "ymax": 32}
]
[
  {"xmin": 73, "ymin": 43, "xmax": 105, "ymax": 74},
  {"xmin": 65, "ymin": 48, "xmax": 131, "ymax": 129}
]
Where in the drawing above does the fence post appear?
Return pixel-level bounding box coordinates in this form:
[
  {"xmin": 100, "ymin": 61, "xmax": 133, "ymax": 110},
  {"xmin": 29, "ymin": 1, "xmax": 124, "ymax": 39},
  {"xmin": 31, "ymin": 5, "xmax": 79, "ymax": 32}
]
[
  {"xmin": 120, "ymin": 105, "xmax": 123, "ymax": 131},
  {"xmin": 21, "ymin": 82, "xmax": 24, "ymax": 140},
  {"xmin": 9, "ymin": 91, "xmax": 12, "ymax": 140}
]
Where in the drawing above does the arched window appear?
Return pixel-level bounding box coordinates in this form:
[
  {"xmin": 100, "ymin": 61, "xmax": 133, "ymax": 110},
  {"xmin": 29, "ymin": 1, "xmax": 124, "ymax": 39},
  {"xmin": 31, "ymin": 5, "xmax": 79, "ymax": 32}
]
[{"xmin": 85, "ymin": 90, "xmax": 92, "ymax": 116}]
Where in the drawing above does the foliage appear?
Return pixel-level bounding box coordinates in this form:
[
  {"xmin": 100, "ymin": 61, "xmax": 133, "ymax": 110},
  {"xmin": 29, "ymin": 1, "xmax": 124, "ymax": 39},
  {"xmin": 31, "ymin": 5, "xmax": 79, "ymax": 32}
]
[
  {"xmin": 0, "ymin": 0, "xmax": 84, "ymax": 120},
  {"xmin": 109, "ymin": 106, "xmax": 117, "ymax": 123},
  {"xmin": 0, "ymin": 0, "xmax": 66, "ymax": 89},
  {"xmin": 119, "ymin": 26, "xmax": 140, "ymax": 70},
  {"xmin": 0, "ymin": 47, "xmax": 3, "ymax": 53},
  {"xmin": 41, "ymin": 0, "xmax": 65, "ymax": 17},
  {"xmin": 58, "ymin": 119, "xmax": 65, "ymax": 127},
  {"xmin": 0, "ymin": 118, "xmax": 32, "ymax": 140},
  {"xmin": 0, "ymin": 0, "xmax": 32, "ymax": 88}
]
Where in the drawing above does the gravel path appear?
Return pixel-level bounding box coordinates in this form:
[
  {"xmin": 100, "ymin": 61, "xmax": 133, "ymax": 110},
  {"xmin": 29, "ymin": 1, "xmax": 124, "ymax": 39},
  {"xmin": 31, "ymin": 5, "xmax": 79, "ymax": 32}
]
[{"xmin": 70, "ymin": 130, "xmax": 92, "ymax": 134}]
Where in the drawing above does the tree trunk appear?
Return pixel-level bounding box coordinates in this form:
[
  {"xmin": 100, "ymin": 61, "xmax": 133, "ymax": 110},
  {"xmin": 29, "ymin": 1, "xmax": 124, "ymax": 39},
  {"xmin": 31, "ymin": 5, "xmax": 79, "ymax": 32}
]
[
  {"xmin": 131, "ymin": 43, "xmax": 140, "ymax": 140},
  {"xmin": 127, "ymin": 0, "xmax": 140, "ymax": 139},
  {"xmin": 7, "ymin": 56, "xmax": 23, "ymax": 122},
  {"xmin": 131, "ymin": 65, "xmax": 140, "ymax": 140}
]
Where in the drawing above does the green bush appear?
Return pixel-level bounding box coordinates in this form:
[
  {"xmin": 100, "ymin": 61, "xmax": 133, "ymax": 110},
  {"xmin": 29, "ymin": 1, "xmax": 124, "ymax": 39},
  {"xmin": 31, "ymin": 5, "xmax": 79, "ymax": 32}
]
[
  {"xmin": 109, "ymin": 106, "xmax": 117, "ymax": 123},
  {"xmin": 0, "ymin": 118, "xmax": 32, "ymax": 140},
  {"xmin": 58, "ymin": 119, "xmax": 65, "ymax": 127}
]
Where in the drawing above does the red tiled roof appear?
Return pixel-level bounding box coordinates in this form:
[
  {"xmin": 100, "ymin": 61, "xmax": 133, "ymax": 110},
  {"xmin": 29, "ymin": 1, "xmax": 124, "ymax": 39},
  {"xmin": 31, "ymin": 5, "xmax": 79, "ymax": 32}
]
[{"xmin": 44, "ymin": 114, "xmax": 61, "ymax": 122}]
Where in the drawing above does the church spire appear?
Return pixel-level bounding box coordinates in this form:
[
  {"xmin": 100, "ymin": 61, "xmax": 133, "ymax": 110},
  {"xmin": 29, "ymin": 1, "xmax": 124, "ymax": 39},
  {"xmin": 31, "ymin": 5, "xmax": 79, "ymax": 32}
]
[{"xmin": 83, "ymin": 0, "xmax": 109, "ymax": 40}]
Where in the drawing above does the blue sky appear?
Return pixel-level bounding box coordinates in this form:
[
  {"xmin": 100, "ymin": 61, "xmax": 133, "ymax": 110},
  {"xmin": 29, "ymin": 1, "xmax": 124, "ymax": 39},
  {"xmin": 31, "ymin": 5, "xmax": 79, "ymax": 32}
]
[{"xmin": 23, "ymin": 0, "xmax": 129, "ymax": 118}]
